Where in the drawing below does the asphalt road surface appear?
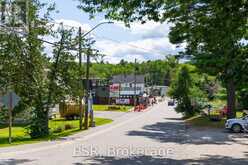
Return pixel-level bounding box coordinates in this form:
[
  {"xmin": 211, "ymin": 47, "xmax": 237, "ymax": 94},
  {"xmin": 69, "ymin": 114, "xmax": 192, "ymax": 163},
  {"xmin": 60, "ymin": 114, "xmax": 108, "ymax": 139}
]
[{"xmin": 0, "ymin": 101, "xmax": 248, "ymax": 165}]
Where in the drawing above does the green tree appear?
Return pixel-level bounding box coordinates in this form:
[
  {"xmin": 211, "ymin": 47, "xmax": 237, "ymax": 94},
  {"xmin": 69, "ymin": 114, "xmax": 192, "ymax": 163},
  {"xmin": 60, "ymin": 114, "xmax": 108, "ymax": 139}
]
[
  {"xmin": 0, "ymin": 1, "xmax": 52, "ymax": 137},
  {"xmin": 77, "ymin": 0, "xmax": 247, "ymax": 118},
  {"xmin": 0, "ymin": 1, "xmax": 89, "ymax": 138},
  {"xmin": 169, "ymin": 66, "xmax": 194, "ymax": 117}
]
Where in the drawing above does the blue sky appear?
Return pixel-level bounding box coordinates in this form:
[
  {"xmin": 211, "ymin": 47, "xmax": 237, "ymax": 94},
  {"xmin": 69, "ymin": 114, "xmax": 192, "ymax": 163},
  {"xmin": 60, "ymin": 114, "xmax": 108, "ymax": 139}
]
[{"xmin": 43, "ymin": 0, "xmax": 183, "ymax": 63}]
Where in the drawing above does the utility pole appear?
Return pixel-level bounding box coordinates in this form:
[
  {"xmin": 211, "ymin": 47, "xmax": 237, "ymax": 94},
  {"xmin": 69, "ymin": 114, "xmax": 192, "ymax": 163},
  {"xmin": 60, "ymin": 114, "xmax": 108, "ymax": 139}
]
[
  {"xmin": 89, "ymin": 92, "xmax": 95, "ymax": 127},
  {"xmin": 8, "ymin": 92, "xmax": 12, "ymax": 144},
  {"xmin": 84, "ymin": 49, "xmax": 90, "ymax": 130},
  {"xmin": 119, "ymin": 82, "xmax": 121, "ymax": 102},
  {"xmin": 79, "ymin": 27, "xmax": 83, "ymax": 130},
  {"xmin": 1, "ymin": 1, "xmax": 5, "ymax": 23},
  {"xmin": 134, "ymin": 58, "xmax": 137, "ymax": 107},
  {"xmin": 25, "ymin": 0, "xmax": 29, "ymax": 33}
]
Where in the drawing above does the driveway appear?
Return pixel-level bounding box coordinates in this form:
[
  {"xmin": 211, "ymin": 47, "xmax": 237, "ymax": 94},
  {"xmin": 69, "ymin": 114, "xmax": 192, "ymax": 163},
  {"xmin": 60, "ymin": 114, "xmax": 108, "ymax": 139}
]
[{"xmin": 0, "ymin": 101, "xmax": 247, "ymax": 165}]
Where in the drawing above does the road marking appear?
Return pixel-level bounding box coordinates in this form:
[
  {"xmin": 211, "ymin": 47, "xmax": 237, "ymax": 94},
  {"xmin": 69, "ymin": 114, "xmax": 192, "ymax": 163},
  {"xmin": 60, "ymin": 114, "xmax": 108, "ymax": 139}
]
[{"xmin": 0, "ymin": 102, "xmax": 164, "ymax": 158}]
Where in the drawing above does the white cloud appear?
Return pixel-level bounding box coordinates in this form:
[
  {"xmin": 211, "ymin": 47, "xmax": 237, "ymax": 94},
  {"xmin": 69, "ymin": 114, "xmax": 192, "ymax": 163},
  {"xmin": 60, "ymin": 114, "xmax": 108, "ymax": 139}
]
[
  {"xmin": 94, "ymin": 37, "xmax": 181, "ymax": 64},
  {"xmin": 94, "ymin": 20, "xmax": 187, "ymax": 63},
  {"xmin": 92, "ymin": 20, "xmax": 183, "ymax": 63},
  {"xmin": 44, "ymin": 19, "xmax": 92, "ymax": 57},
  {"xmin": 114, "ymin": 20, "xmax": 172, "ymax": 39},
  {"xmin": 44, "ymin": 19, "xmax": 184, "ymax": 63}
]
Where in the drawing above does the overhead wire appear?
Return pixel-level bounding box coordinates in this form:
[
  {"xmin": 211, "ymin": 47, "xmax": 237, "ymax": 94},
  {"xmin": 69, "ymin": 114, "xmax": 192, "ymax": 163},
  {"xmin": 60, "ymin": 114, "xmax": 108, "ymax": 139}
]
[
  {"xmin": 1, "ymin": 19, "xmax": 169, "ymax": 57},
  {"xmin": 93, "ymin": 34, "xmax": 169, "ymax": 57},
  {"xmin": 1, "ymin": 1, "xmax": 170, "ymax": 57},
  {"xmin": 50, "ymin": 18, "xmax": 169, "ymax": 57}
]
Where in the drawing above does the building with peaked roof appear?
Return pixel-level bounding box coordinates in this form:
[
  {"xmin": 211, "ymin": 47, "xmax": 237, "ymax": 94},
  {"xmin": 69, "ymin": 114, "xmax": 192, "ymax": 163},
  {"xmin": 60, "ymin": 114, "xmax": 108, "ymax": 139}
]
[
  {"xmin": 110, "ymin": 74, "xmax": 145, "ymax": 105},
  {"xmin": 111, "ymin": 74, "xmax": 145, "ymax": 84}
]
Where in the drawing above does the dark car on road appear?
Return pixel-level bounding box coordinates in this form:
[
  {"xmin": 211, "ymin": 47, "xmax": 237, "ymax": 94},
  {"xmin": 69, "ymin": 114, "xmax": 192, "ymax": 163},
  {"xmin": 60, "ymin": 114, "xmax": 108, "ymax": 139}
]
[{"xmin": 168, "ymin": 99, "xmax": 175, "ymax": 106}]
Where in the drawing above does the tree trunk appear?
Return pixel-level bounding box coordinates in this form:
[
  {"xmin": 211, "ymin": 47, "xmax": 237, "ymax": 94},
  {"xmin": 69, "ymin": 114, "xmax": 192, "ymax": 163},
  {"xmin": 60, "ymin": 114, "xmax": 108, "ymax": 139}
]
[
  {"xmin": 44, "ymin": 109, "xmax": 49, "ymax": 135},
  {"xmin": 226, "ymin": 78, "xmax": 236, "ymax": 119}
]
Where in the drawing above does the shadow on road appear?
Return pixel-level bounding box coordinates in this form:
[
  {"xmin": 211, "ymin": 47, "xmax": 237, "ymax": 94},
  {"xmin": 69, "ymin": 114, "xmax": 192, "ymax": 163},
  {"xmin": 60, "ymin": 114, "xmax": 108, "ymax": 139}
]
[
  {"xmin": 164, "ymin": 117, "xmax": 185, "ymax": 121},
  {"xmin": 0, "ymin": 159, "xmax": 34, "ymax": 165},
  {"xmin": 73, "ymin": 154, "xmax": 248, "ymax": 165},
  {"xmin": 126, "ymin": 119, "xmax": 248, "ymax": 145},
  {"xmin": 244, "ymin": 152, "xmax": 248, "ymax": 157},
  {"xmin": 127, "ymin": 121, "xmax": 188, "ymax": 144}
]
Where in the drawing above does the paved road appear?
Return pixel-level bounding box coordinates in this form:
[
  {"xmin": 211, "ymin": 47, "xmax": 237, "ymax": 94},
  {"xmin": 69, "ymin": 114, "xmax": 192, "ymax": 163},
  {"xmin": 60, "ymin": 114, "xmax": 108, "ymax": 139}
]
[
  {"xmin": 0, "ymin": 101, "xmax": 248, "ymax": 165},
  {"xmin": 94, "ymin": 111, "xmax": 129, "ymax": 120}
]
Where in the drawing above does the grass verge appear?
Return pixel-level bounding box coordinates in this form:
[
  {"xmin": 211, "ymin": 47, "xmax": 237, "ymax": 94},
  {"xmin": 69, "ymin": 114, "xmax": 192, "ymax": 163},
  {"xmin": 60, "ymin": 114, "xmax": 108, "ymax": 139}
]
[
  {"xmin": 0, "ymin": 117, "xmax": 112, "ymax": 148},
  {"xmin": 93, "ymin": 105, "xmax": 133, "ymax": 112},
  {"xmin": 185, "ymin": 112, "xmax": 244, "ymax": 129},
  {"xmin": 185, "ymin": 115, "xmax": 226, "ymax": 128}
]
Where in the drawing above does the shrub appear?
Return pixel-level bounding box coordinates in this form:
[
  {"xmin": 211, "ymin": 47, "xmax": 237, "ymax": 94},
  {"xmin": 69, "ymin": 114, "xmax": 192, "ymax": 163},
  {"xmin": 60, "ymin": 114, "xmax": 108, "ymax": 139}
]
[
  {"xmin": 28, "ymin": 106, "xmax": 49, "ymax": 138},
  {"xmin": 64, "ymin": 124, "xmax": 74, "ymax": 130},
  {"xmin": 0, "ymin": 108, "xmax": 8, "ymax": 124},
  {"xmin": 53, "ymin": 126, "xmax": 63, "ymax": 133},
  {"xmin": 108, "ymin": 105, "xmax": 121, "ymax": 110}
]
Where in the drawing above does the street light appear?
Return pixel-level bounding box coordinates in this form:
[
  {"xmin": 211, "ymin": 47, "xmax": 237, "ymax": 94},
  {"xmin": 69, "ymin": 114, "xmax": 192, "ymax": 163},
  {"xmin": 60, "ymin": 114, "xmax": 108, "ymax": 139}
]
[
  {"xmin": 1, "ymin": 12, "xmax": 114, "ymax": 130},
  {"xmin": 78, "ymin": 21, "xmax": 114, "ymax": 130},
  {"xmin": 81, "ymin": 21, "xmax": 114, "ymax": 38},
  {"xmin": 1, "ymin": 17, "xmax": 113, "ymax": 130}
]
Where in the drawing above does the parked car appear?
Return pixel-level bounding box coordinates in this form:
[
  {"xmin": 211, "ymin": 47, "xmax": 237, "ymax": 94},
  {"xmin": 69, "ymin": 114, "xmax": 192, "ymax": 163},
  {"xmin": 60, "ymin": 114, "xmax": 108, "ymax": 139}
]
[
  {"xmin": 168, "ymin": 99, "xmax": 175, "ymax": 106},
  {"xmin": 225, "ymin": 115, "xmax": 248, "ymax": 133}
]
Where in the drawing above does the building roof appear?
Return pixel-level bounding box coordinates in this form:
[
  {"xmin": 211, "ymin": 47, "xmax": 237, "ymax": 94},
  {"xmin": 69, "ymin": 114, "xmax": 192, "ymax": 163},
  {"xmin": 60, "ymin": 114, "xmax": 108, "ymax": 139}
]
[{"xmin": 111, "ymin": 74, "xmax": 145, "ymax": 84}]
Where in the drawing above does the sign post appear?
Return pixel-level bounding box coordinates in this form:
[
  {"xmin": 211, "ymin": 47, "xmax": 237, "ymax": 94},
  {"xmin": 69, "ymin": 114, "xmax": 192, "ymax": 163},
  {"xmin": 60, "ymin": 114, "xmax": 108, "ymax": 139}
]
[
  {"xmin": 8, "ymin": 92, "xmax": 13, "ymax": 144},
  {"xmin": 1, "ymin": 92, "xmax": 21, "ymax": 144}
]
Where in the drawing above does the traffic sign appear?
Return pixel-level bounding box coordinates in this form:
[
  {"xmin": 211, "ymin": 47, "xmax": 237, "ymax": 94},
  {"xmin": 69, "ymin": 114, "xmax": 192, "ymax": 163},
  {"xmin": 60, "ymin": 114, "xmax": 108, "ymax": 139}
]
[
  {"xmin": 0, "ymin": 92, "xmax": 21, "ymax": 108},
  {"xmin": 0, "ymin": 91, "xmax": 20, "ymax": 144}
]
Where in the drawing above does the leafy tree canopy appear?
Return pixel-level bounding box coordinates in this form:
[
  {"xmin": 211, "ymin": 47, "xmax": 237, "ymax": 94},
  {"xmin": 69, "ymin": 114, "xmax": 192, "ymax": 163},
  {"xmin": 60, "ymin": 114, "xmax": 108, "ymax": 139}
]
[{"xmin": 77, "ymin": 0, "xmax": 248, "ymax": 118}]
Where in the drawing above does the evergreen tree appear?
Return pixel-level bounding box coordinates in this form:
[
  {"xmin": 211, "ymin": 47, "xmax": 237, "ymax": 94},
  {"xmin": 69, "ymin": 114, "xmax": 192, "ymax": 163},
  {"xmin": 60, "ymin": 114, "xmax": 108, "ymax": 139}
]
[{"xmin": 169, "ymin": 66, "xmax": 194, "ymax": 117}]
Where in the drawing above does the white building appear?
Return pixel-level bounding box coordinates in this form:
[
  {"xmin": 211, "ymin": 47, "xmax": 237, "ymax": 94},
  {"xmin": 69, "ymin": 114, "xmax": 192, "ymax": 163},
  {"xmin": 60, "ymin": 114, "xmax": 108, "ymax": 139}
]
[{"xmin": 110, "ymin": 74, "xmax": 145, "ymax": 104}]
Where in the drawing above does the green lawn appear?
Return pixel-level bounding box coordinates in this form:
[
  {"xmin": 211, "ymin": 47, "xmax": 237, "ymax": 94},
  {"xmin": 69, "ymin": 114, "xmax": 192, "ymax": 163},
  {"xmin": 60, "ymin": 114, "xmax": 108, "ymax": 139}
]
[
  {"xmin": 93, "ymin": 105, "xmax": 133, "ymax": 112},
  {"xmin": 186, "ymin": 112, "xmax": 244, "ymax": 129},
  {"xmin": 185, "ymin": 115, "xmax": 226, "ymax": 128},
  {"xmin": 0, "ymin": 117, "xmax": 112, "ymax": 147}
]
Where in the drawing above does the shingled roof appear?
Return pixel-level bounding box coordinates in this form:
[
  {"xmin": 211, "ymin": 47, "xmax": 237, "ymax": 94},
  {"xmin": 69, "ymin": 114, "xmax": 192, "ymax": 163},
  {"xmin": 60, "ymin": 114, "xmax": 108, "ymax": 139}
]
[{"xmin": 111, "ymin": 74, "xmax": 145, "ymax": 84}]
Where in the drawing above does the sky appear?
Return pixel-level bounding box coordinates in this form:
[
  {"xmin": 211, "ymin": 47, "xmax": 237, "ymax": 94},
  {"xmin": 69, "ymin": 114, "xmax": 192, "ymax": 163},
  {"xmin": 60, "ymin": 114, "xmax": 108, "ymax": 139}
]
[{"xmin": 43, "ymin": 0, "xmax": 184, "ymax": 64}]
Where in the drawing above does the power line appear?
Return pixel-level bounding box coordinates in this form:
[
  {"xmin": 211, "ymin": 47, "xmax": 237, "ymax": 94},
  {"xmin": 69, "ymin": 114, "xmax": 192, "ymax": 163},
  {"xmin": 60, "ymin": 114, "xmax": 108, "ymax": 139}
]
[
  {"xmin": 94, "ymin": 34, "xmax": 169, "ymax": 57},
  {"xmin": 48, "ymin": 20, "xmax": 79, "ymax": 29},
  {"xmin": 1, "ymin": 23, "xmax": 170, "ymax": 57},
  {"xmin": 0, "ymin": 24, "xmax": 64, "ymax": 46},
  {"xmin": 0, "ymin": 24, "xmax": 91, "ymax": 52}
]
